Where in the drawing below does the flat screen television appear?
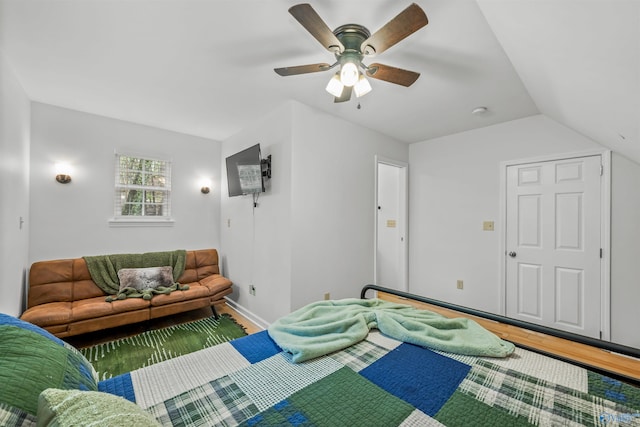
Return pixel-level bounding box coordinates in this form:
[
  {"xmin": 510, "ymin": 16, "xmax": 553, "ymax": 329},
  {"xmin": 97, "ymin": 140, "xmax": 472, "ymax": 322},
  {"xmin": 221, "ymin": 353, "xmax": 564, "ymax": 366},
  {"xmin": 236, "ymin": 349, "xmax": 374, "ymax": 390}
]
[{"xmin": 226, "ymin": 144, "xmax": 265, "ymax": 197}]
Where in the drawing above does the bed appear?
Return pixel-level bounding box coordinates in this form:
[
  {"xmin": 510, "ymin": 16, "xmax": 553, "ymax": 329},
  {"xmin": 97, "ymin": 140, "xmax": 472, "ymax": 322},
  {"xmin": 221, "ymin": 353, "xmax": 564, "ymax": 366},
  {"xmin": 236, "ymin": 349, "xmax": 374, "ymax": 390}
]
[{"xmin": 94, "ymin": 285, "xmax": 640, "ymax": 427}]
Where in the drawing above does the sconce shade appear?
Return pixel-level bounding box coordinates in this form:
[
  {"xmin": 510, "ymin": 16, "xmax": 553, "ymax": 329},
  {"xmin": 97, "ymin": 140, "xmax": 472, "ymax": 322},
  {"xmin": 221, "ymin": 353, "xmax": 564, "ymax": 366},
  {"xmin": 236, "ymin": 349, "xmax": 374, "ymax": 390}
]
[
  {"xmin": 54, "ymin": 162, "xmax": 72, "ymax": 184},
  {"xmin": 199, "ymin": 177, "xmax": 212, "ymax": 194},
  {"xmin": 340, "ymin": 61, "xmax": 359, "ymax": 87},
  {"xmin": 325, "ymin": 74, "xmax": 344, "ymax": 97},
  {"xmin": 354, "ymin": 75, "xmax": 372, "ymax": 97},
  {"xmin": 56, "ymin": 174, "xmax": 71, "ymax": 184}
]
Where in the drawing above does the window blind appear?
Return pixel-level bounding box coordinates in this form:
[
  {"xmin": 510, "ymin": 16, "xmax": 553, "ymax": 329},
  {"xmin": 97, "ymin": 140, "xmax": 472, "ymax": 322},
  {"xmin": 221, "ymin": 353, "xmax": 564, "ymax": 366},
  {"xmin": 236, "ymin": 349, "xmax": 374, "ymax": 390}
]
[{"xmin": 114, "ymin": 153, "xmax": 172, "ymax": 219}]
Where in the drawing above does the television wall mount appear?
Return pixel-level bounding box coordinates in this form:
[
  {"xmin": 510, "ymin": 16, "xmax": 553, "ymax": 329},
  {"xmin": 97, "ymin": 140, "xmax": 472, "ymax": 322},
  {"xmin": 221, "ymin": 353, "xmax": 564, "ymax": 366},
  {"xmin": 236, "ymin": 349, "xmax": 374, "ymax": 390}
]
[{"xmin": 261, "ymin": 155, "xmax": 272, "ymax": 179}]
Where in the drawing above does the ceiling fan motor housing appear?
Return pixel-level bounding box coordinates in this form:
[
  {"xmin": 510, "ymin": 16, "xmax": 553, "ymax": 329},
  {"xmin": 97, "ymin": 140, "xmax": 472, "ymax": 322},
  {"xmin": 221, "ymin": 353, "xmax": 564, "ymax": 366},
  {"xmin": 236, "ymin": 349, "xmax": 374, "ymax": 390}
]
[{"xmin": 333, "ymin": 24, "xmax": 371, "ymax": 64}]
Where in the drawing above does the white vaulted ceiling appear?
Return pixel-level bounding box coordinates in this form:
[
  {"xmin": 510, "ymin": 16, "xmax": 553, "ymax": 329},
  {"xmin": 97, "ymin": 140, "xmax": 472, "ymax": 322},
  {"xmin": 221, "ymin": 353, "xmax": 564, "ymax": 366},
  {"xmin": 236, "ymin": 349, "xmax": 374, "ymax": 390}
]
[{"xmin": 0, "ymin": 0, "xmax": 638, "ymax": 162}]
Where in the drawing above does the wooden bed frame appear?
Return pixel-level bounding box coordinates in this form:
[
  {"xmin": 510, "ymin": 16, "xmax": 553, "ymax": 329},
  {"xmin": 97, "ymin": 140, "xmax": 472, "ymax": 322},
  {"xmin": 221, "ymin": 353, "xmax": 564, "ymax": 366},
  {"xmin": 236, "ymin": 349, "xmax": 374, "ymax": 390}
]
[{"xmin": 361, "ymin": 284, "xmax": 640, "ymax": 385}]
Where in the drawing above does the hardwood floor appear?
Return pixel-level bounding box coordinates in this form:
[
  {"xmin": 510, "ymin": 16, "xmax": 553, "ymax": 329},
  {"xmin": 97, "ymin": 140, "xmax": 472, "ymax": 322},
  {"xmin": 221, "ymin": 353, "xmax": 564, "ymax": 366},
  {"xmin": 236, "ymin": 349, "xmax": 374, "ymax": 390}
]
[
  {"xmin": 378, "ymin": 291, "xmax": 640, "ymax": 383},
  {"xmin": 217, "ymin": 303, "xmax": 262, "ymax": 335}
]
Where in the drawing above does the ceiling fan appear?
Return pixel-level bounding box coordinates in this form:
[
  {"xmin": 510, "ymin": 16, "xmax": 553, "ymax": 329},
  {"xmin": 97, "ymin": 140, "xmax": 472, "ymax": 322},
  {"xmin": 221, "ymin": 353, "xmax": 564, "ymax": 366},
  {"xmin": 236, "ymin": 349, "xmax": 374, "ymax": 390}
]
[{"xmin": 274, "ymin": 3, "xmax": 428, "ymax": 103}]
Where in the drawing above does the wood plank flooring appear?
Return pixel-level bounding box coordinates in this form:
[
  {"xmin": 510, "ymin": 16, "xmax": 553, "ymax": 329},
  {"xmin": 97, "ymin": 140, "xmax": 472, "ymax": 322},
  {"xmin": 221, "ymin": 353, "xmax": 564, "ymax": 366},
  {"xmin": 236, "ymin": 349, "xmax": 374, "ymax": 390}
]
[{"xmin": 217, "ymin": 303, "xmax": 262, "ymax": 335}]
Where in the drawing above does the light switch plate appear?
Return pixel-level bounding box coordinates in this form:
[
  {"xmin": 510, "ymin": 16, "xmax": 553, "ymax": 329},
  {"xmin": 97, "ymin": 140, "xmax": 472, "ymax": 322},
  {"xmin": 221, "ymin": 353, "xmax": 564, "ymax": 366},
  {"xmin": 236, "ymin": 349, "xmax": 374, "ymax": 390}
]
[{"xmin": 483, "ymin": 221, "xmax": 494, "ymax": 231}]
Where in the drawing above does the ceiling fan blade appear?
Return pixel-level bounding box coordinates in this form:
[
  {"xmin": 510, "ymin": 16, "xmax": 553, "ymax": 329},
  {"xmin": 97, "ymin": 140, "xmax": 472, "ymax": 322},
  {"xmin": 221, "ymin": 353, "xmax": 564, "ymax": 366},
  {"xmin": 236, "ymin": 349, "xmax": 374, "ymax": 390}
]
[
  {"xmin": 274, "ymin": 63, "xmax": 331, "ymax": 76},
  {"xmin": 366, "ymin": 63, "xmax": 420, "ymax": 87},
  {"xmin": 334, "ymin": 86, "xmax": 352, "ymax": 103},
  {"xmin": 361, "ymin": 3, "xmax": 428, "ymax": 56},
  {"xmin": 289, "ymin": 3, "xmax": 344, "ymax": 53}
]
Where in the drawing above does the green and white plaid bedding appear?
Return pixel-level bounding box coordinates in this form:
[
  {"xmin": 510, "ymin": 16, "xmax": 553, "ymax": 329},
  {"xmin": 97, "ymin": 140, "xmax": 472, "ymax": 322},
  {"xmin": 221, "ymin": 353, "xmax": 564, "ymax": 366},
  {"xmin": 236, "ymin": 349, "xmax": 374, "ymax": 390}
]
[{"xmin": 99, "ymin": 329, "xmax": 640, "ymax": 426}]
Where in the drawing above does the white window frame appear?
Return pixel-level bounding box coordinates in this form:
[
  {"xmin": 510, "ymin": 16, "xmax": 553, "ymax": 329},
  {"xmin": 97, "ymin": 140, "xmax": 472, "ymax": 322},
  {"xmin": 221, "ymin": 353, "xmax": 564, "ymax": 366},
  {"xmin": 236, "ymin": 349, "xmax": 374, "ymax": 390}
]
[{"xmin": 108, "ymin": 152, "xmax": 174, "ymax": 227}]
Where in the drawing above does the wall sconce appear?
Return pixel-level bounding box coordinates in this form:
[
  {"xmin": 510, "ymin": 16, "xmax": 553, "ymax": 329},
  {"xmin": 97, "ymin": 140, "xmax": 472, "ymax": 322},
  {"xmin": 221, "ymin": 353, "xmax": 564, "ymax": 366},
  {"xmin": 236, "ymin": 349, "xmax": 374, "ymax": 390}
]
[
  {"xmin": 199, "ymin": 178, "xmax": 212, "ymax": 194},
  {"xmin": 54, "ymin": 162, "xmax": 72, "ymax": 184}
]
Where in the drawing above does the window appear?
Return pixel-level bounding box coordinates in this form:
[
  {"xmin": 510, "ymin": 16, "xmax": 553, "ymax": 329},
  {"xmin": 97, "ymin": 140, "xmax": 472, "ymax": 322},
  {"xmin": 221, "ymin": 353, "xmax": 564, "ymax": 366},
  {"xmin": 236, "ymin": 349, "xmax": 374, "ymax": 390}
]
[{"xmin": 112, "ymin": 153, "xmax": 172, "ymax": 224}]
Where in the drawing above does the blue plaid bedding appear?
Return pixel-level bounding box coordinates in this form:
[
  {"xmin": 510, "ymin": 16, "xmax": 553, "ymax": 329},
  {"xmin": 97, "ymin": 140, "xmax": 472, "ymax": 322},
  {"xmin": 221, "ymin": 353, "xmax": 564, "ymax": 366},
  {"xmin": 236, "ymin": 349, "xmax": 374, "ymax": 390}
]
[{"xmin": 99, "ymin": 330, "xmax": 640, "ymax": 426}]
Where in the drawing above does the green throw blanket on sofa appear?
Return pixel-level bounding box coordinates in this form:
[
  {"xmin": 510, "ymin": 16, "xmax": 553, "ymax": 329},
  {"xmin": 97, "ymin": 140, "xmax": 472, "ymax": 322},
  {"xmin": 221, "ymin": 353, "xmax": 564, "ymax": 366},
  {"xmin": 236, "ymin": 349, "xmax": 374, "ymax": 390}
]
[
  {"xmin": 268, "ymin": 298, "xmax": 516, "ymax": 362},
  {"xmin": 84, "ymin": 250, "xmax": 188, "ymax": 302}
]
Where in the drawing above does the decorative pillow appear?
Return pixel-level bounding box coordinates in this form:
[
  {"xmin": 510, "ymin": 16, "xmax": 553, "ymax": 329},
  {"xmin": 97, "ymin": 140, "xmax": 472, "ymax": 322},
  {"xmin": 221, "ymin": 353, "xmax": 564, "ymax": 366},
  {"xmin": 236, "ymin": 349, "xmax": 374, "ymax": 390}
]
[
  {"xmin": 37, "ymin": 389, "xmax": 161, "ymax": 427},
  {"xmin": 0, "ymin": 314, "xmax": 98, "ymax": 416},
  {"xmin": 117, "ymin": 266, "xmax": 174, "ymax": 292}
]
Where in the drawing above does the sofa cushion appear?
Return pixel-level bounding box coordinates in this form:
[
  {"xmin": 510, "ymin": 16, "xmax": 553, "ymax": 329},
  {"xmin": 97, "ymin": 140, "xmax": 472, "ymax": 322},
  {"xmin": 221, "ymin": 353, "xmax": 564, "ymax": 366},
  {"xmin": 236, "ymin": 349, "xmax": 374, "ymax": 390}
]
[
  {"xmin": 71, "ymin": 296, "xmax": 150, "ymax": 322},
  {"xmin": 37, "ymin": 389, "xmax": 160, "ymax": 426},
  {"xmin": 0, "ymin": 314, "xmax": 97, "ymax": 416},
  {"xmin": 149, "ymin": 283, "xmax": 210, "ymax": 306},
  {"xmin": 194, "ymin": 250, "xmax": 219, "ymax": 276},
  {"xmin": 20, "ymin": 302, "xmax": 72, "ymax": 327},
  {"xmin": 200, "ymin": 274, "xmax": 233, "ymax": 294},
  {"xmin": 20, "ymin": 298, "xmax": 150, "ymax": 329},
  {"xmin": 72, "ymin": 279, "xmax": 107, "ymax": 300},
  {"xmin": 117, "ymin": 266, "xmax": 174, "ymax": 292},
  {"xmin": 177, "ymin": 249, "xmax": 220, "ymax": 283}
]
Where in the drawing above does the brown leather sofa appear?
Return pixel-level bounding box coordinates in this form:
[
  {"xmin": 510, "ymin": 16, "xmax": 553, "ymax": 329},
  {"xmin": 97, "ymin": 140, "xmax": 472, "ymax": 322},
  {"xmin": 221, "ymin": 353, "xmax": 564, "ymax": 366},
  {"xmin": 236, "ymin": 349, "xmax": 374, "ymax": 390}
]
[{"xmin": 20, "ymin": 249, "xmax": 232, "ymax": 338}]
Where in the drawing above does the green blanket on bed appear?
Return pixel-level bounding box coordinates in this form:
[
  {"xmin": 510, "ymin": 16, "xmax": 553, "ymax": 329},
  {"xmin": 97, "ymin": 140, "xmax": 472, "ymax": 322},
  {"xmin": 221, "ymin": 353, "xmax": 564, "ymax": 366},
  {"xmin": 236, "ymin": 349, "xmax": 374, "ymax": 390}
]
[
  {"xmin": 268, "ymin": 298, "xmax": 515, "ymax": 362},
  {"xmin": 84, "ymin": 250, "xmax": 188, "ymax": 302}
]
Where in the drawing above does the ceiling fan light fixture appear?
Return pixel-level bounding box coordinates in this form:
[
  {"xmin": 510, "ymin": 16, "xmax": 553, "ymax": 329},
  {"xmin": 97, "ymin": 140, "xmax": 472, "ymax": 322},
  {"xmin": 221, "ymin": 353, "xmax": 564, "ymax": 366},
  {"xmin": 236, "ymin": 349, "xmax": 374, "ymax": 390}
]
[
  {"xmin": 353, "ymin": 74, "xmax": 372, "ymax": 98},
  {"xmin": 326, "ymin": 73, "xmax": 344, "ymax": 97},
  {"xmin": 276, "ymin": 4, "xmax": 428, "ymax": 102},
  {"xmin": 340, "ymin": 61, "xmax": 359, "ymax": 87}
]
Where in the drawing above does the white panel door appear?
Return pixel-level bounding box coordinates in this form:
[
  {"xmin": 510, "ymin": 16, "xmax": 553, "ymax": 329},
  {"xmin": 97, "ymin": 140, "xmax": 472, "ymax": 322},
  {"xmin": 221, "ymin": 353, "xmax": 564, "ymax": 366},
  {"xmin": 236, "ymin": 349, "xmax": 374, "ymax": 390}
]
[
  {"xmin": 377, "ymin": 163, "xmax": 400, "ymax": 287},
  {"xmin": 505, "ymin": 156, "xmax": 602, "ymax": 338},
  {"xmin": 375, "ymin": 159, "xmax": 408, "ymax": 291}
]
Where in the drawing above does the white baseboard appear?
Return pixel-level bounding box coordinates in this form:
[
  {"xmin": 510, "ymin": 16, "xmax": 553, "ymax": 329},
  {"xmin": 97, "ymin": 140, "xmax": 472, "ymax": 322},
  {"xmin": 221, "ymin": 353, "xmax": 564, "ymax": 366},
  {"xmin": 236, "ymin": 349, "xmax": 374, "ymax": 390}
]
[{"xmin": 224, "ymin": 297, "xmax": 270, "ymax": 331}]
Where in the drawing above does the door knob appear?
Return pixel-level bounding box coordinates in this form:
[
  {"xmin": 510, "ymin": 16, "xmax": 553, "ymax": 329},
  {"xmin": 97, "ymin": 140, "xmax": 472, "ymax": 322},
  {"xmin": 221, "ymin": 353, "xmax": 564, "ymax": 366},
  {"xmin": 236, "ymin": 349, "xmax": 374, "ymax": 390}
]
[{"xmin": 508, "ymin": 251, "xmax": 517, "ymax": 258}]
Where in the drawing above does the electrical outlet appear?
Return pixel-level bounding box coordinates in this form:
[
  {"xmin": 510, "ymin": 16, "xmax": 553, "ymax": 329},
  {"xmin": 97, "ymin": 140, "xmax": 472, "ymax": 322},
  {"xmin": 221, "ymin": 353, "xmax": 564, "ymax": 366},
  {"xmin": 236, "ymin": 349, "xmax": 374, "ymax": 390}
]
[
  {"xmin": 324, "ymin": 292, "xmax": 331, "ymax": 300},
  {"xmin": 456, "ymin": 280, "xmax": 464, "ymax": 290}
]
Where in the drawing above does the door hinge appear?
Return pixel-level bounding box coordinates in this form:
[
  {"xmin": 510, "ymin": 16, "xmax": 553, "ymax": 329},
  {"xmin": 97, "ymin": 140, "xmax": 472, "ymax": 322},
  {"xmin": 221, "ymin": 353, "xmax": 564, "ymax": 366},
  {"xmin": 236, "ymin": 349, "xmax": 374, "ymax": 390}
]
[
  {"xmin": 600, "ymin": 164, "xmax": 603, "ymax": 176},
  {"xmin": 600, "ymin": 248, "xmax": 603, "ymax": 258},
  {"xmin": 599, "ymin": 331, "xmax": 602, "ymax": 340}
]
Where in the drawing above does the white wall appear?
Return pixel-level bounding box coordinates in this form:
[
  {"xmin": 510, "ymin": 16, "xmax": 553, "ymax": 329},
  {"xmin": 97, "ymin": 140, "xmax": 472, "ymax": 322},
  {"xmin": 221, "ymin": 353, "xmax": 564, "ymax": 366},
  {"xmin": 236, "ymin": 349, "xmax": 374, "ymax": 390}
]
[
  {"xmin": 408, "ymin": 114, "xmax": 640, "ymax": 348},
  {"xmin": 29, "ymin": 103, "xmax": 222, "ymax": 263},
  {"xmin": 0, "ymin": 51, "xmax": 31, "ymax": 316},
  {"xmin": 221, "ymin": 102, "xmax": 294, "ymax": 324},
  {"xmin": 610, "ymin": 153, "xmax": 640, "ymax": 348},
  {"xmin": 290, "ymin": 103, "xmax": 408, "ymax": 310},
  {"xmin": 221, "ymin": 101, "xmax": 408, "ymax": 324}
]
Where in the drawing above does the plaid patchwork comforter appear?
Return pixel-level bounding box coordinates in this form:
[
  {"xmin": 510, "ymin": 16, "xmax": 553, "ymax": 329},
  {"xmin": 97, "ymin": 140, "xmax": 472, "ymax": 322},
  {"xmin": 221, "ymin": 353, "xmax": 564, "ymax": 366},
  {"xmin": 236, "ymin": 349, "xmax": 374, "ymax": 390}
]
[{"xmin": 99, "ymin": 330, "xmax": 640, "ymax": 426}]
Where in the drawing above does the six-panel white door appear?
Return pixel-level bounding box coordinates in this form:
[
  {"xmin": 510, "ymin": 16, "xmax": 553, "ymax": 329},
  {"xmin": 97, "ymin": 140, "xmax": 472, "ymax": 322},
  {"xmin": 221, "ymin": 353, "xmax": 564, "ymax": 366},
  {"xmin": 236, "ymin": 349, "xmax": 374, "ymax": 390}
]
[{"xmin": 505, "ymin": 155, "xmax": 601, "ymax": 338}]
